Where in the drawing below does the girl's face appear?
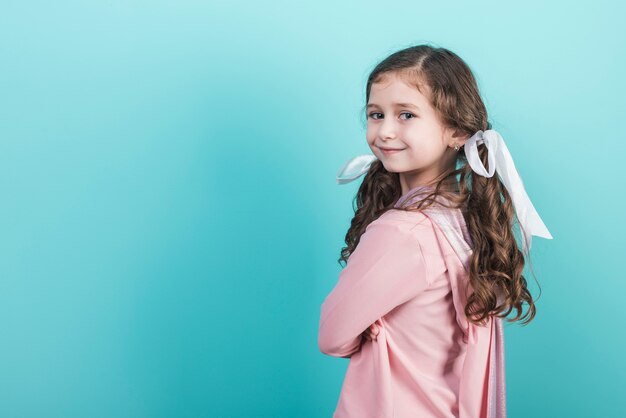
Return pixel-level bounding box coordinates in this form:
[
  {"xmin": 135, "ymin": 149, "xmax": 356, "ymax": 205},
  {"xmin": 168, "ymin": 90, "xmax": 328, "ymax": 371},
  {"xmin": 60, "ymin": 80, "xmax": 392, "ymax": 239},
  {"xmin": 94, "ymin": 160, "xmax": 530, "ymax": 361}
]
[{"xmin": 366, "ymin": 73, "xmax": 466, "ymax": 193}]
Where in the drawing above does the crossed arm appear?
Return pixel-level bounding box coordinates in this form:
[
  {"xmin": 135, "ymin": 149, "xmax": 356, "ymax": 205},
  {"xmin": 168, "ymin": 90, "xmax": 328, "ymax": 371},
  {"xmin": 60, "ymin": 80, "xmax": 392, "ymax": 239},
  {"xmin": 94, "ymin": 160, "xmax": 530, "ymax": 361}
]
[{"xmin": 318, "ymin": 217, "xmax": 432, "ymax": 358}]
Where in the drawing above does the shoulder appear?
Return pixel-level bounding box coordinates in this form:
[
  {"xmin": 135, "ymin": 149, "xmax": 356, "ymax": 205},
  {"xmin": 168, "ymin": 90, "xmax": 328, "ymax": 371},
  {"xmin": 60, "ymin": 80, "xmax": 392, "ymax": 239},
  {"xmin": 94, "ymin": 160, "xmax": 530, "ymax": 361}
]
[
  {"xmin": 352, "ymin": 210, "xmax": 429, "ymax": 270},
  {"xmin": 361, "ymin": 209, "xmax": 439, "ymax": 255},
  {"xmin": 366, "ymin": 209, "xmax": 433, "ymax": 236},
  {"xmin": 356, "ymin": 209, "xmax": 446, "ymax": 286},
  {"xmin": 366, "ymin": 209, "xmax": 449, "ymax": 272}
]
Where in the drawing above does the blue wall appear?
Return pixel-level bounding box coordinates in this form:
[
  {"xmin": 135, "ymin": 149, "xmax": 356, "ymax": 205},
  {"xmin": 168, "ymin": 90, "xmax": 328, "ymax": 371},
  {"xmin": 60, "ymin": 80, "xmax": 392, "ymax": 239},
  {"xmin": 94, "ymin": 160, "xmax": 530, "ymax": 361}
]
[{"xmin": 1, "ymin": 1, "xmax": 624, "ymax": 417}]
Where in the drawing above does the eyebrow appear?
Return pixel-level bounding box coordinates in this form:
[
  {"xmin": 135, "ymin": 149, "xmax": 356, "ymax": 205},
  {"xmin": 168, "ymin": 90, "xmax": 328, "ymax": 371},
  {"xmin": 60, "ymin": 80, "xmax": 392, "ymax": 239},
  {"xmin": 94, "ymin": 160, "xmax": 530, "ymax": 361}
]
[{"xmin": 366, "ymin": 102, "xmax": 420, "ymax": 110}]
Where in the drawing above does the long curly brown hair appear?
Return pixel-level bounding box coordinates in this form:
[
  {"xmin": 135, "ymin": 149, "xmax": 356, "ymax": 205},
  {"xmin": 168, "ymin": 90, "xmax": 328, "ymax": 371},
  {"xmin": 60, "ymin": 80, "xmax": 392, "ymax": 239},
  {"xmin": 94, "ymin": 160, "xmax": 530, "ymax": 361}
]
[{"xmin": 339, "ymin": 44, "xmax": 541, "ymax": 326}]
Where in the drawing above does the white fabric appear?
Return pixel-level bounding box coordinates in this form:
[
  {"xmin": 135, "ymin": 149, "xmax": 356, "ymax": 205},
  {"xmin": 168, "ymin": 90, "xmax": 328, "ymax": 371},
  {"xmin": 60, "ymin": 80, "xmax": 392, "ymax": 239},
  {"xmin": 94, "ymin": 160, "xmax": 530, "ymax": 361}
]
[
  {"xmin": 464, "ymin": 130, "xmax": 553, "ymax": 254},
  {"xmin": 335, "ymin": 154, "xmax": 378, "ymax": 185},
  {"xmin": 335, "ymin": 129, "xmax": 553, "ymax": 254}
]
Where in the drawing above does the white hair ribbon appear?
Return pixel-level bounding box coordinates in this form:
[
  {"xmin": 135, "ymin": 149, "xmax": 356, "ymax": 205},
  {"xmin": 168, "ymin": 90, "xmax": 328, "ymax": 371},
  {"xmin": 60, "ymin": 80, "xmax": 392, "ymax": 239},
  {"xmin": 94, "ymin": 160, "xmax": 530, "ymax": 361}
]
[
  {"xmin": 464, "ymin": 129, "xmax": 552, "ymax": 254},
  {"xmin": 335, "ymin": 154, "xmax": 378, "ymax": 185},
  {"xmin": 335, "ymin": 129, "xmax": 553, "ymax": 254}
]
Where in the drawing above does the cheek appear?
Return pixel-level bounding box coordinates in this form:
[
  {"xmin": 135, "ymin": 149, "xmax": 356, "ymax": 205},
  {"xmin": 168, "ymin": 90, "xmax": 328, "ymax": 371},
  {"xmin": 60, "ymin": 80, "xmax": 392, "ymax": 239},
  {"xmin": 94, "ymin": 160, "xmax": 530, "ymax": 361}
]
[
  {"xmin": 405, "ymin": 140, "xmax": 445, "ymax": 165},
  {"xmin": 366, "ymin": 132, "xmax": 378, "ymax": 151}
]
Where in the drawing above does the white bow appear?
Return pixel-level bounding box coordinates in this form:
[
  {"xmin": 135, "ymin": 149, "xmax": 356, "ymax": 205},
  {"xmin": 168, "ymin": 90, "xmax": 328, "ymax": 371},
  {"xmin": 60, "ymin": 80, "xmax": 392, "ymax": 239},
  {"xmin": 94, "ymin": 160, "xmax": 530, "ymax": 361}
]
[
  {"xmin": 464, "ymin": 129, "xmax": 552, "ymax": 254},
  {"xmin": 335, "ymin": 154, "xmax": 378, "ymax": 185},
  {"xmin": 335, "ymin": 129, "xmax": 553, "ymax": 254}
]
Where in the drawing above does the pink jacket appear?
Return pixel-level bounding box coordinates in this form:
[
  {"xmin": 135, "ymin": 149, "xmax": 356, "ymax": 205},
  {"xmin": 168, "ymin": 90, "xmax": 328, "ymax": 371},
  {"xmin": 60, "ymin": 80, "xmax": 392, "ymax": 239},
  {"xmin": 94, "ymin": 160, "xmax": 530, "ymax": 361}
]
[{"xmin": 318, "ymin": 186, "xmax": 506, "ymax": 418}]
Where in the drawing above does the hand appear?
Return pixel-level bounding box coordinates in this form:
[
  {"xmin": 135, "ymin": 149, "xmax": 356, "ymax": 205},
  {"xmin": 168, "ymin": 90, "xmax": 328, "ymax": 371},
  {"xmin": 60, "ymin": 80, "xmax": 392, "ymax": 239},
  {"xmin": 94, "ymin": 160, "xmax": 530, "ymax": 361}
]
[{"xmin": 362, "ymin": 319, "xmax": 382, "ymax": 342}]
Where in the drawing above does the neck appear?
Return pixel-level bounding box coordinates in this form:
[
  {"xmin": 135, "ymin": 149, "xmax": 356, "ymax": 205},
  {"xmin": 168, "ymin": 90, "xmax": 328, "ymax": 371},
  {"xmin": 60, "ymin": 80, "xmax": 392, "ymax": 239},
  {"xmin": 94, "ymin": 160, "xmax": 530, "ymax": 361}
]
[{"xmin": 400, "ymin": 177, "xmax": 460, "ymax": 196}]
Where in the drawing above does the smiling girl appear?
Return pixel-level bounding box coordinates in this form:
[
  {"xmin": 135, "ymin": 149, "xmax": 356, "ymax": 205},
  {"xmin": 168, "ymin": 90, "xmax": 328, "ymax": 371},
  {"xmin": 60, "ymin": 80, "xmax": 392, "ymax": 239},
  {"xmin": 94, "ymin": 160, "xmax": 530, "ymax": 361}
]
[{"xmin": 318, "ymin": 45, "xmax": 553, "ymax": 418}]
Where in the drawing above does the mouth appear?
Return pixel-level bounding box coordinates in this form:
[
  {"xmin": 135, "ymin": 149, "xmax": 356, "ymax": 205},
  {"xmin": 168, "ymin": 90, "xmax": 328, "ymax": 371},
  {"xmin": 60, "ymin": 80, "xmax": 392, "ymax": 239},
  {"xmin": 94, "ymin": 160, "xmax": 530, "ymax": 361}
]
[{"xmin": 379, "ymin": 146, "xmax": 406, "ymax": 155}]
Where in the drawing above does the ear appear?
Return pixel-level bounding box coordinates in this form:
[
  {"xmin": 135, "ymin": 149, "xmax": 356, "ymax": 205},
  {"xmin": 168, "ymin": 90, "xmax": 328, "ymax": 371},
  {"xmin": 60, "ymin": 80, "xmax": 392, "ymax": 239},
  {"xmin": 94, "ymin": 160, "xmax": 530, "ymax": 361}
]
[{"xmin": 449, "ymin": 129, "xmax": 470, "ymax": 148}]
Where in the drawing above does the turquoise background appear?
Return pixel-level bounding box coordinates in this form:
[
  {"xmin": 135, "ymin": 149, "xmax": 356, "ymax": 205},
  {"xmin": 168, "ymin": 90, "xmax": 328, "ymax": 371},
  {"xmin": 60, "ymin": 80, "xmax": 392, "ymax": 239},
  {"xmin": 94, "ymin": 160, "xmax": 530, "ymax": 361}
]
[{"xmin": 1, "ymin": 1, "xmax": 624, "ymax": 417}]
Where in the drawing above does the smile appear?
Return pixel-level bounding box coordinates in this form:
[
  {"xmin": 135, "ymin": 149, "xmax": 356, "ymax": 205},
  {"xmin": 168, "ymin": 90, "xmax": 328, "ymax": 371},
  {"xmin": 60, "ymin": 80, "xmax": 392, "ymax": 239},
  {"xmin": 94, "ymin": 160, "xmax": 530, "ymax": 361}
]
[{"xmin": 380, "ymin": 147, "xmax": 405, "ymax": 155}]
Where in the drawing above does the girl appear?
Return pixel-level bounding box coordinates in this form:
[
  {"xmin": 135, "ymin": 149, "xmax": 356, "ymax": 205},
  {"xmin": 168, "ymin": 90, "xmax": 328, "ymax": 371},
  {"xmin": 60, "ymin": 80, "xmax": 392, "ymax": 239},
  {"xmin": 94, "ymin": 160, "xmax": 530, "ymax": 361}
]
[{"xmin": 318, "ymin": 45, "xmax": 553, "ymax": 418}]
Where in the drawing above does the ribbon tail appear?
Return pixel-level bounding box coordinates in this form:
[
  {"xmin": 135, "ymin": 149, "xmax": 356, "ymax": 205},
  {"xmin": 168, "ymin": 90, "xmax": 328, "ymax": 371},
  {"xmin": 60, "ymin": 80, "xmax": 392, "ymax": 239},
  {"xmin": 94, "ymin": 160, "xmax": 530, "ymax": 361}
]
[
  {"xmin": 493, "ymin": 134, "xmax": 553, "ymax": 254},
  {"xmin": 336, "ymin": 154, "xmax": 378, "ymax": 185}
]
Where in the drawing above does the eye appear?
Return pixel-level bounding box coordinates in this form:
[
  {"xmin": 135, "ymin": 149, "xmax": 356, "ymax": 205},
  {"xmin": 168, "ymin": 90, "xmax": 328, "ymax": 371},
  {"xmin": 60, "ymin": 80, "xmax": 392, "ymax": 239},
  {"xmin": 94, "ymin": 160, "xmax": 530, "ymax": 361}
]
[{"xmin": 367, "ymin": 111, "xmax": 416, "ymax": 120}]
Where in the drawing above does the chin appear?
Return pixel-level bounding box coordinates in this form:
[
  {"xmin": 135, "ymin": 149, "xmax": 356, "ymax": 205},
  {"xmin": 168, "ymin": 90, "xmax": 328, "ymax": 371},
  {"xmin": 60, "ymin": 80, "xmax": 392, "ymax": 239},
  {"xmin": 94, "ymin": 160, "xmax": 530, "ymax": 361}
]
[{"xmin": 380, "ymin": 162, "xmax": 404, "ymax": 173}]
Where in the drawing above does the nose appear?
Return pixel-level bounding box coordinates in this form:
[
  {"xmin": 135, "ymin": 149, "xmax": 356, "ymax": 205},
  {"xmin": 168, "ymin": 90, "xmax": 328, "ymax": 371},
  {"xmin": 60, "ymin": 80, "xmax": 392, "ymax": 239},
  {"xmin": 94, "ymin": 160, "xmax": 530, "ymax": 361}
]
[{"xmin": 378, "ymin": 118, "xmax": 397, "ymax": 141}]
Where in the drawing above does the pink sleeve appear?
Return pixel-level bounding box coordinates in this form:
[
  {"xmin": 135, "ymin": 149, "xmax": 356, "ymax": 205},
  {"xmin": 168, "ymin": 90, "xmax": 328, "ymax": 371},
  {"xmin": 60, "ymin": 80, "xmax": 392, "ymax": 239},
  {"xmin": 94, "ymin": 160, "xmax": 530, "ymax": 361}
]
[{"xmin": 318, "ymin": 213, "xmax": 431, "ymax": 358}]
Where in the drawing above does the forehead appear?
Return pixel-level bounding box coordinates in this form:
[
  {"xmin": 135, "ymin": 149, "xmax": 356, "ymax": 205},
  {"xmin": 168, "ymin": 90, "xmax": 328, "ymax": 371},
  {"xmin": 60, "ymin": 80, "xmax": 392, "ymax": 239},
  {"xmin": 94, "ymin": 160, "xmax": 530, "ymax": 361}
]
[{"xmin": 368, "ymin": 73, "xmax": 431, "ymax": 107}]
